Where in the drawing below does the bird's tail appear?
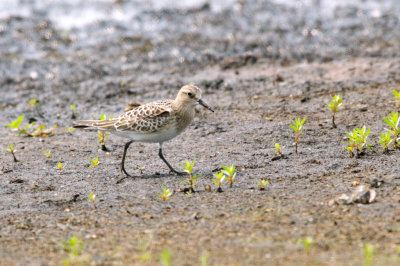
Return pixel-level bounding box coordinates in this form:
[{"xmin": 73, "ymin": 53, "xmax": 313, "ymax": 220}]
[{"xmin": 73, "ymin": 119, "xmax": 116, "ymax": 130}]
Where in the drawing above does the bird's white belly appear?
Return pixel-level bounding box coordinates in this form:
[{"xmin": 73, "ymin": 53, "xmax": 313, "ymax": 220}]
[{"xmin": 113, "ymin": 127, "xmax": 180, "ymax": 143}]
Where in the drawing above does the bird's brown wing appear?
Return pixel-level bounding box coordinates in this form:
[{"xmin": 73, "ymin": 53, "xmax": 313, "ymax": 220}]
[
  {"xmin": 73, "ymin": 100, "xmax": 174, "ymax": 132},
  {"xmin": 114, "ymin": 101, "xmax": 174, "ymax": 133}
]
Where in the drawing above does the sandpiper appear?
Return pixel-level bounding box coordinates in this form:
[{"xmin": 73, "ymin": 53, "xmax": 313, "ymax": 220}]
[{"xmin": 73, "ymin": 84, "xmax": 214, "ymax": 177}]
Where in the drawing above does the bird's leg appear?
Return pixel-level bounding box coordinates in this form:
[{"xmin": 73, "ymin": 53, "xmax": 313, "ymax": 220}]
[
  {"xmin": 121, "ymin": 140, "xmax": 135, "ymax": 177},
  {"xmin": 158, "ymin": 143, "xmax": 185, "ymax": 175}
]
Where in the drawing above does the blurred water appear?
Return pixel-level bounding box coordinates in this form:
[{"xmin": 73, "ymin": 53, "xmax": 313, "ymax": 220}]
[
  {"xmin": 0, "ymin": 0, "xmax": 399, "ymax": 30},
  {"xmin": 1, "ymin": 0, "xmax": 399, "ymax": 63},
  {"xmin": 0, "ymin": 0, "xmax": 236, "ymax": 29}
]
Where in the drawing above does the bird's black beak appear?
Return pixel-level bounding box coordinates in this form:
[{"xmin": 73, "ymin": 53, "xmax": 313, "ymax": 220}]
[{"xmin": 198, "ymin": 99, "xmax": 214, "ymax": 112}]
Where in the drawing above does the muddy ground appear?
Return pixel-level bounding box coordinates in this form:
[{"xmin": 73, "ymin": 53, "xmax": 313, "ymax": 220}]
[{"xmin": 1, "ymin": 0, "xmax": 400, "ymax": 265}]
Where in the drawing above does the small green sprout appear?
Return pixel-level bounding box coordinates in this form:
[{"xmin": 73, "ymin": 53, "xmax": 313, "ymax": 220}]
[
  {"xmin": 58, "ymin": 162, "xmax": 63, "ymax": 172},
  {"xmin": 158, "ymin": 187, "xmax": 172, "ymax": 201},
  {"xmin": 6, "ymin": 116, "xmax": 57, "ymax": 138},
  {"xmin": 345, "ymin": 126, "xmax": 371, "ymax": 157},
  {"xmin": 212, "ymin": 171, "xmax": 225, "ymax": 192},
  {"xmin": 273, "ymin": 143, "xmax": 282, "ymax": 156},
  {"xmin": 383, "ymin": 112, "xmax": 400, "ymax": 148},
  {"xmin": 70, "ymin": 105, "xmax": 76, "ymax": 119},
  {"xmin": 186, "ymin": 191, "xmax": 192, "ymax": 197},
  {"xmin": 27, "ymin": 98, "xmax": 40, "ymax": 108},
  {"xmin": 379, "ymin": 132, "xmax": 392, "ymax": 153},
  {"xmin": 139, "ymin": 252, "xmax": 151, "ymax": 262},
  {"xmin": 393, "ymin": 90, "xmax": 400, "ymax": 106},
  {"xmin": 222, "ymin": 165, "xmax": 236, "ymax": 188},
  {"xmin": 325, "ymin": 94, "xmax": 342, "ymax": 128},
  {"xmin": 96, "ymin": 114, "xmax": 112, "ymax": 151},
  {"xmin": 89, "ymin": 157, "xmax": 99, "ymax": 173},
  {"xmin": 290, "ymin": 117, "xmax": 306, "ymax": 154},
  {"xmin": 62, "ymin": 127, "xmax": 74, "ymax": 134},
  {"xmin": 6, "ymin": 115, "xmax": 24, "ymax": 131},
  {"xmin": 180, "ymin": 174, "xmax": 200, "ymax": 193},
  {"xmin": 5, "ymin": 144, "xmax": 18, "ymax": 162},
  {"xmin": 137, "ymin": 166, "xmax": 144, "ymax": 174},
  {"xmin": 62, "ymin": 236, "xmax": 84, "ymax": 265},
  {"xmin": 89, "ymin": 193, "xmax": 96, "ymax": 208},
  {"xmin": 180, "ymin": 159, "xmax": 195, "ymax": 174},
  {"xmin": 345, "ymin": 130, "xmax": 357, "ymax": 158},
  {"xmin": 364, "ymin": 244, "xmax": 374, "ymax": 266},
  {"xmin": 179, "ymin": 160, "xmax": 198, "ymax": 191},
  {"xmin": 31, "ymin": 124, "xmax": 56, "ymax": 138},
  {"xmin": 160, "ymin": 249, "xmax": 172, "ymax": 266},
  {"xmin": 19, "ymin": 122, "xmax": 35, "ymax": 136},
  {"xmin": 44, "ymin": 150, "xmax": 51, "ymax": 158},
  {"xmin": 258, "ymin": 179, "xmax": 269, "ymax": 190},
  {"xmin": 200, "ymin": 252, "xmax": 208, "ymax": 266},
  {"xmin": 297, "ymin": 237, "xmax": 313, "ymax": 254}
]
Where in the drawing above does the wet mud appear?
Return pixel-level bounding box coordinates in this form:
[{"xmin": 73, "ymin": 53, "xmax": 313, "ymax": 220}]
[{"xmin": 1, "ymin": 0, "xmax": 400, "ymax": 265}]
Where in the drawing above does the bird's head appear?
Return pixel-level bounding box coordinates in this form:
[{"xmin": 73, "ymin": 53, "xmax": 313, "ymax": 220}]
[{"xmin": 176, "ymin": 84, "xmax": 214, "ymax": 112}]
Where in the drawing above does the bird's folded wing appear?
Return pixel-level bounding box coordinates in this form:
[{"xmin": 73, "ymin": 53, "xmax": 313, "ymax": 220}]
[{"xmin": 114, "ymin": 104, "xmax": 173, "ymax": 133}]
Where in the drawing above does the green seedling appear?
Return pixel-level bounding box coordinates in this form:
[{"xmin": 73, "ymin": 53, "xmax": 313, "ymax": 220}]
[
  {"xmin": 6, "ymin": 116, "xmax": 57, "ymax": 137},
  {"xmin": 62, "ymin": 236, "xmax": 84, "ymax": 266},
  {"xmin": 137, "ymin": 166, "xmax": 144, "ymax": 174},
  {"xmin": 89, "ymin": 193, "xmax": 96, "ymax": 208},
  {"xmin": 273, "ymin": 143, "xmax": 282, "ymax": 156},
  {"xmin": 62, "ymin": 127, "xmax": 74, "ymax": 134},
  {"xmin": 158, "ymin": 187, "xmax": 172, "ymax": 201},
  {"xmin": 27, "ymin": 98, "xmax": 40, "ymax": 109},
  {"xmin": 5, "ymin": 144, "xmax": 18, "ymax": 162},
  {"xmin": 325, "ymin": 94, "xmax": 343, "ymax": 128},
  {"xmin": 222, "ymin": 165, "xmax": 236, "ymax": 188},
  {"xmin": 31, "ymin": 124, "xmax": 56, "ymax": 138},
  {"xmin": 393, "ymin": 90, "xmax": 400, "ymax": 106},
  {"xmin": 212, "ymin": 171, "xmax": 225, "ymax": 192},
  {"xmin": 200, "ymin": 252, "xmax": 208, "ymax": 266},
  {"xmin": 6, "ymin": 115, "xmax": 24, "ymax": 132},
  {"xmin": 139, "ymin": 252, "xmax": 151, "ymax": 262},
  {"xmin": 383, "ymin": 111, "xmax": 400, "ymax": 148},
  {"xmin": 44, "ymin": 150, "xmax": 51, "ymax": 158},
  {"xmin": 364, "ymin": 244, "xmax": 374, "ymax": 266},
  {"xmin": 19, "ymin": 122, "xmax": 35, "ymax": 136},
  {"xmin": 345, "ymin": 126, "xmax": 371, "ymax": 157},
  {"xmin": 379, "ymin": 132, "xmax": 392, "ymax": 153},
  {"xmin": 70, "ymin": 105, "xmax": 76, "ymax": 119},
  {"xmin": 179, "ymin": 160, "xmax": 198, "ymax": 191},
  {"xmin": 97, "ymin": 130, "xmax": 109, "ymax": 151},
  {"xmin": 180, "ymin": 174, "xmax": 200, "ymax": 193},
  {"xmin": 186, "ymin": 191, "xmax": 192, "ymax": 197},
  {"xmin": 290, "ymin": 117, "xmax": 306, "ymax": 154},
  {"xmin": 95, "ymin": 114, "xmax": 112, "ymax": 151},
  {"xmin": 58, "ymin": 162, "xmax": 63, "ymax": 172},
  {"xmin": 160, "ymin": 249, "xmax": 172, "ymax": 266},
  {"xmin": 89, "ymin": 157, "xmax": 99, "ymax": 173},
  {"xmin": 297, "ymin": 237, "xmax": 313, "ymax": 254},
  {"xmin": 345, "ymin": 130, "xmax": 357, "ymax": 158},
  {"xmin": 258, "ymin": 179, "xmax": 269, "ymax": 190}
]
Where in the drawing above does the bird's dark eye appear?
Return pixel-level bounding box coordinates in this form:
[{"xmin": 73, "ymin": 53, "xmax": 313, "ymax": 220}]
[{"xmin": 187, "ymin": 92, "xmax": 193, "ymax": 97}]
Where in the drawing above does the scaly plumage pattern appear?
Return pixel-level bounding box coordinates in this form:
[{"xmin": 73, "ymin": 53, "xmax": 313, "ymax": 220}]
[{"xmin": 73, "ymin": 84, "xmax": 214, "ymax": 177}]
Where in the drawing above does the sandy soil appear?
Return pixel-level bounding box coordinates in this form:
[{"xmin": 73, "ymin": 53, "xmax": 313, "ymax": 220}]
[{"xmin": 1, "ymin": 0, "xmax": 400, "ymax": 265}]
